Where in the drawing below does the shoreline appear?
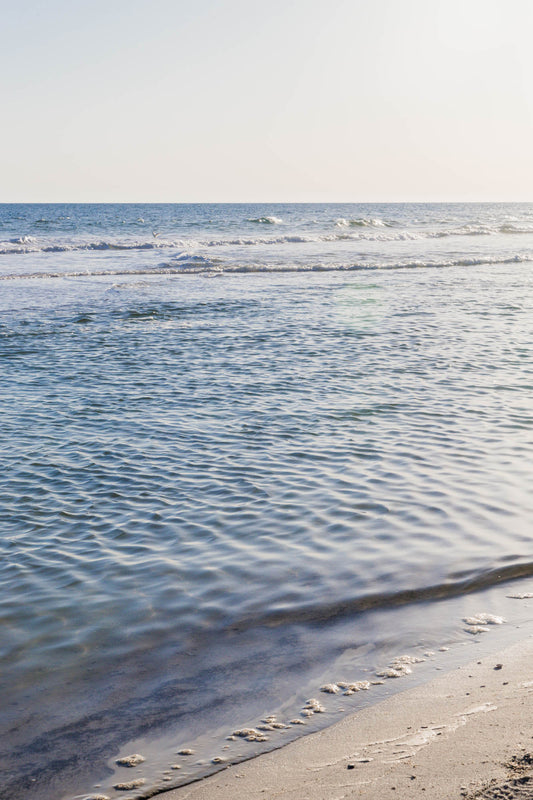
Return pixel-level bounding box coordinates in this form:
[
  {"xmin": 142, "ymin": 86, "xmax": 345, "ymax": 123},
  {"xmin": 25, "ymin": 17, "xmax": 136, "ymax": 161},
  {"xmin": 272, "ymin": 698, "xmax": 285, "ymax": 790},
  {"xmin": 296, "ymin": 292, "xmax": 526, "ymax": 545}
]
[{"xmin": 158, "ymin": 636, "xmax": 533, "ymax": 800}]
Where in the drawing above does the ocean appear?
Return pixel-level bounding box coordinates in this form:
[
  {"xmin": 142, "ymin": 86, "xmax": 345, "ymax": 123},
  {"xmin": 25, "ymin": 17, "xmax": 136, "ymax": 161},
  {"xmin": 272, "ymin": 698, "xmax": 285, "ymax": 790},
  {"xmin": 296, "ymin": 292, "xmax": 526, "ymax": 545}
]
[{"xmin": 1, "ymin": 203, "xmax": 533, "ymax": 800}]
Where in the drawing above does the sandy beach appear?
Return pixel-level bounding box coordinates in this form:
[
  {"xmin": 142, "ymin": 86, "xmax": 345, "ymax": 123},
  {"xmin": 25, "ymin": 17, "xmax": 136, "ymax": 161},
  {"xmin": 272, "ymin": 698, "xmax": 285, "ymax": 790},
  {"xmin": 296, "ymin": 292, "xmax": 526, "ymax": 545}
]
[{"xmin": 159, "ymin": 637, "xmax": 533, "ymax": 800}]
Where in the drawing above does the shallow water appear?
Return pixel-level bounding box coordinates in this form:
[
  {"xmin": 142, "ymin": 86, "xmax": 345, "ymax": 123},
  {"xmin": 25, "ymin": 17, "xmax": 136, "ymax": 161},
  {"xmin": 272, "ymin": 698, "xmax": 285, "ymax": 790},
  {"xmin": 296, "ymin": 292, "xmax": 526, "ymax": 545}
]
[{"xmin": 1, "ymin": 204, "xmax": 533, "ymax": 800}]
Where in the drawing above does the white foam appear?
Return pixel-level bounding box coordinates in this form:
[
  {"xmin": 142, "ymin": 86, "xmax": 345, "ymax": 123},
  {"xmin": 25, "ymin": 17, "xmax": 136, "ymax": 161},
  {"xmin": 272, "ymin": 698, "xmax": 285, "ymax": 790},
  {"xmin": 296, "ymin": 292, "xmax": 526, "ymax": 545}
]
[
  {"xmin": 247, "ymin": 216, "xmax": 283, "ymax": 224},
  {"xmin": 115, "ymin": 753, "xmax": 145, "ymax": 767},
  {"xmin": 339, "ymin": 681, "xmax": 371, "ymax": 695},
  {"xmin": 463, "ymin": 614, "xmax": 506, "ymax": 625},
  {"xmin": 303, "ymin": 698, "xmax": 325, "ymax": 714},
  {"xmin": 0, "ymin": 238, "xmax": 178, "ymax": 256},
  {"xmin": 113, "ymin": 778, "xmax": 145, "ymax": 790},
  {"xmin": 335, "ymin": 217, "xmax": 393, "ymax": 228},
  {"xmin": 232, "ymin": 728, "xmax": 268, "ymax": 742},
  {"xmin": 376, "ymin": 654, "xmax": 424, "ymax": 679},
  {"xmin": 376, "ymin": 666, "xmax": 412, "ymax": 678}
]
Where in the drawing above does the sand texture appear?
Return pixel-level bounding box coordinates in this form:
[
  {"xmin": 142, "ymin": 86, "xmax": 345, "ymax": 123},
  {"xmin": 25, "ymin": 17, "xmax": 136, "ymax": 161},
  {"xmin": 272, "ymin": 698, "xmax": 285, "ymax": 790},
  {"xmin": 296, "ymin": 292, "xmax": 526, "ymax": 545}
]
[{"xmin": 160, "ymin": 638, "xmax": 533, "ymax": 800}]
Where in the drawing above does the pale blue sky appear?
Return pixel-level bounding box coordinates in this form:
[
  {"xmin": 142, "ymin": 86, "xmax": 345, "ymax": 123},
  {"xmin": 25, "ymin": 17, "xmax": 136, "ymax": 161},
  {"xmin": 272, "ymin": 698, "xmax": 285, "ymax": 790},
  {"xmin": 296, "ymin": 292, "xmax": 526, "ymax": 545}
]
[{"xmin": 2, "ymin": 0, "xmax": 532, "ymax": 201}]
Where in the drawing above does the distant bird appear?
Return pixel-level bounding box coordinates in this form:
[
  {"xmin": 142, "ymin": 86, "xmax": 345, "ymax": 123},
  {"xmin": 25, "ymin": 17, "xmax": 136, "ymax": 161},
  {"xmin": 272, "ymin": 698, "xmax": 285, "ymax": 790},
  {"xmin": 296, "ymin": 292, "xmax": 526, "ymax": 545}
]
[{"xmin": 152, "ymin": 231, "xmax": 161, "ymax": 238}]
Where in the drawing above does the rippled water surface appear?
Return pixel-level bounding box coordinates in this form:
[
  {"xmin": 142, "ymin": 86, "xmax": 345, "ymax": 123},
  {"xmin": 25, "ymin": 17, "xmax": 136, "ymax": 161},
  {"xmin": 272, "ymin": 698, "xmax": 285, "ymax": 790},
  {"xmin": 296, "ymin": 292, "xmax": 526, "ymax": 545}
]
[{"xmin": 1, "ymin": 204, "xmax": 533, "ymax": 800}]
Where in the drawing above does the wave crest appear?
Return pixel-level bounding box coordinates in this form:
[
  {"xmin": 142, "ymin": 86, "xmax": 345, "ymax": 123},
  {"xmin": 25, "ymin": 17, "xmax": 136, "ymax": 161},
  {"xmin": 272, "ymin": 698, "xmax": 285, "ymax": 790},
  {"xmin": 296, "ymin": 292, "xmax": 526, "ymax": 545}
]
[
  {"xmin": 335, "ymin": 217, "xmax": 395, "ymax": 228},
  {"xmin": 5, "ymin": 252, "xmax": 529, "ymax": 281},
  {"xmin": 0, "ymin": 238, "xmax": 180, "ymax": 256},
  {"xmin": 247, "ymin": 216, "xmax": 283, "ymax": 224}
]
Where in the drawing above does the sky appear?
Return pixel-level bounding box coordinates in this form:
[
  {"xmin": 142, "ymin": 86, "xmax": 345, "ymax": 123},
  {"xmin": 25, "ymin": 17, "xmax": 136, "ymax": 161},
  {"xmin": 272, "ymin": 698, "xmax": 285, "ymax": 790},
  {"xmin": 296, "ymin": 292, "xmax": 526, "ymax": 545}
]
[{"xmin": 2, "ymin": 0, "xmax": 533, "ymax": 202}]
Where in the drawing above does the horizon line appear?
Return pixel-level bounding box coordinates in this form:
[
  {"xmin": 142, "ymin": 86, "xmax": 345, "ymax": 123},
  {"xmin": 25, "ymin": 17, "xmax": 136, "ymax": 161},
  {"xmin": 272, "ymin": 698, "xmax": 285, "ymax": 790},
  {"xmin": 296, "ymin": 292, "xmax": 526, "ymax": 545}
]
[{"xmin": 1, "ymin": 199, "xmax": 533, "ymax": 205}]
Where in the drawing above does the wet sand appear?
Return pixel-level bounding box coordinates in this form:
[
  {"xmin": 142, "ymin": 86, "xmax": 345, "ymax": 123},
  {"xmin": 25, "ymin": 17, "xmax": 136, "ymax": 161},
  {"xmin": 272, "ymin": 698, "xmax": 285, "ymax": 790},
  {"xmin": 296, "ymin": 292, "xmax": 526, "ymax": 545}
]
[{"xmin": 159, "ymin": 637, "xmax": 533, "ymax": 800}]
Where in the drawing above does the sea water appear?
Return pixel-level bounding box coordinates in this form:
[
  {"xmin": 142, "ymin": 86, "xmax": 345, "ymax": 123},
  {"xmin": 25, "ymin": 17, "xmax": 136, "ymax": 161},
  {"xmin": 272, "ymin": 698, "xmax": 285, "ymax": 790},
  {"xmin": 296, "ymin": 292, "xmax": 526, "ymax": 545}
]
[{"xmin": 1, "ymin": 203, "xmax": 533, "ymax": 800}]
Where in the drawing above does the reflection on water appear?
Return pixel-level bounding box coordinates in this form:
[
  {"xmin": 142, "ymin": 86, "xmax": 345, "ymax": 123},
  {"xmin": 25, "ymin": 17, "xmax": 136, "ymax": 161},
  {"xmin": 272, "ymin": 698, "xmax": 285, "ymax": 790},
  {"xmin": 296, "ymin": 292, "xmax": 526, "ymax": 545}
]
[{"xmin": 0, "ymin": 204, "xmax": 533, "ymax": 799}]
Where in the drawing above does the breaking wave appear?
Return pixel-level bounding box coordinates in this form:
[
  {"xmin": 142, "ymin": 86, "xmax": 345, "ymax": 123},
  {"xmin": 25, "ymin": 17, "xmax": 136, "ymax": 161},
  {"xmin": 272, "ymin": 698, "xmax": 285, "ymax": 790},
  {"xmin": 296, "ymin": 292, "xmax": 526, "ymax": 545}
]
[
  {"xmin": 247, "ymin": 216, "xmax": 283, "ymax": 224},
  {"xmin": 3, "ymin": 220, "xmax": 533, "ymax": 257},
  {"xmin": 335, "ymin": 217, "xmax": 396, "ymax": 228},
  {"xmin": 3, "ymin": 253, "xmax": 532, "ymax": 282},
  {"xmin": 0, "ymin": 239, "xmax": 181, "ymax": 256}
]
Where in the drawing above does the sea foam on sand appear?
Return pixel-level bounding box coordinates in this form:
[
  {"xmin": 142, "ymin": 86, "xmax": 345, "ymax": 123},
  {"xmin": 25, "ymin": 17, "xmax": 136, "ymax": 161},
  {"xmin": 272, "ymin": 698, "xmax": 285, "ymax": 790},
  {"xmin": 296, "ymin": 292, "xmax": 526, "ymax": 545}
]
[{"xmin": 159, "ymin": 636, "xmax": 533, "ymax": 800}]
